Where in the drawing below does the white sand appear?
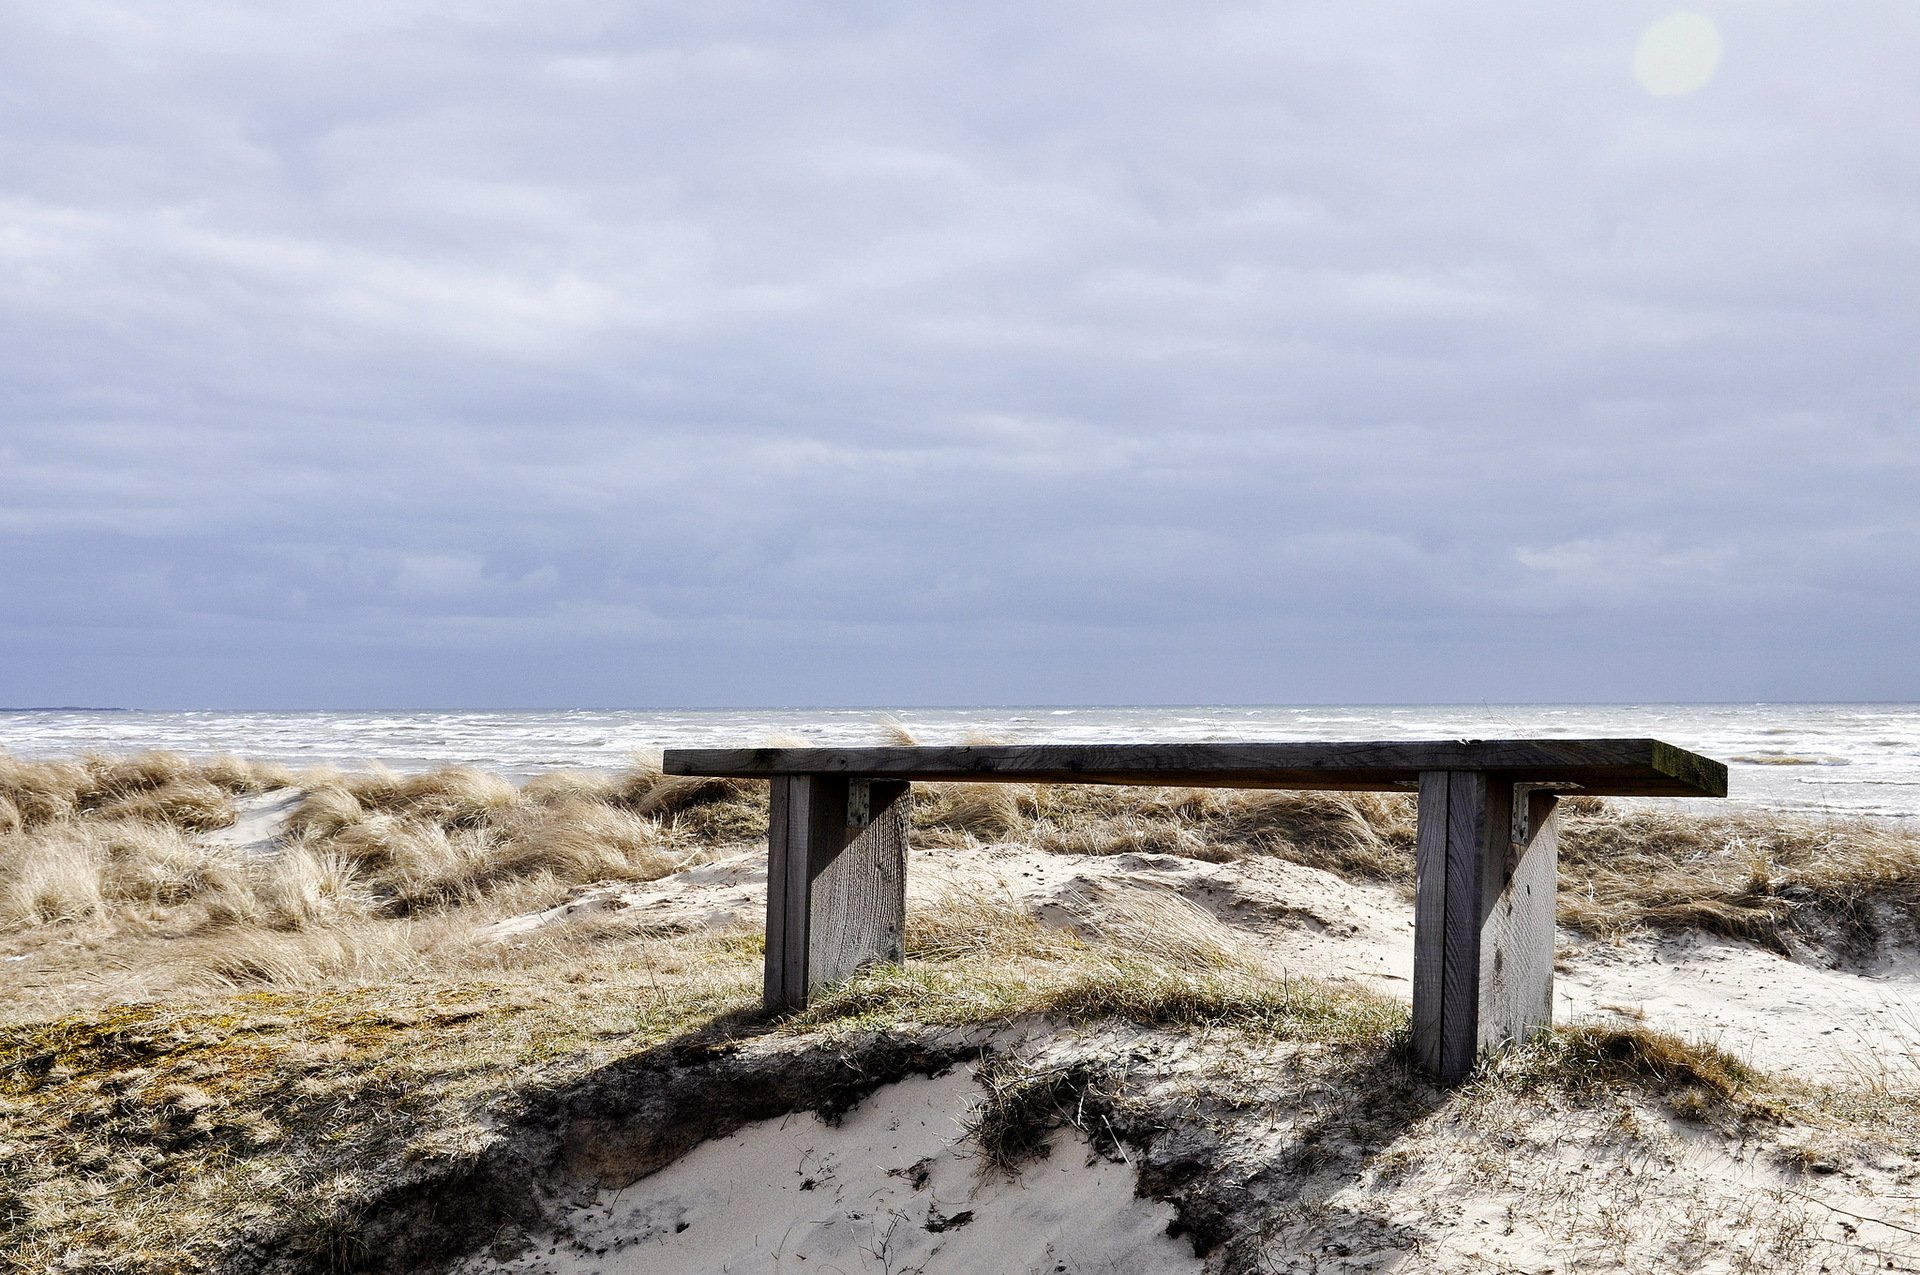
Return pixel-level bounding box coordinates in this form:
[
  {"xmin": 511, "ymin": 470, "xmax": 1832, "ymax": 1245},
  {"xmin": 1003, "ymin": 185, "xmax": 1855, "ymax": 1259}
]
[
  {"xmin": 200, "ymin": 786, "xmax": 306, "ymax": 855},
  {"xmin": 466, "ymin": 1066, "xmax": 1201, "ymax": 1274},
  {"xmin": 1557, "ymin": 930, "xmax": 1920, "ymax": 1082}
]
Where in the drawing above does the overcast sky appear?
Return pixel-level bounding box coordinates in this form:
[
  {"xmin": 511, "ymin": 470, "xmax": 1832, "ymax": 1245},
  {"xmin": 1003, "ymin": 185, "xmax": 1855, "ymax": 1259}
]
[{"xmin": 2, "ymin": 3, "xmax": 1915, "ymax": 709}]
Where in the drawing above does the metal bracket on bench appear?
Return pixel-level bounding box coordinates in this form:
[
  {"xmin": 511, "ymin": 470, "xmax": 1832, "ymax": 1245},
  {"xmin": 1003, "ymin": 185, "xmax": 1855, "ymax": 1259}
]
[{"xmin": 847, "ymin": 778, "xmax": 871, "ymax": 829}]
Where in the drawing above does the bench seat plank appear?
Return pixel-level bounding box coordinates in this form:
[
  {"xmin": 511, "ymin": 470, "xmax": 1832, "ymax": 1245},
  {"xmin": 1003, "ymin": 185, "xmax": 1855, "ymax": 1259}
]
[{"xmin": 664, "ymin": 738, "xmax": 1726, "ymax": 798}]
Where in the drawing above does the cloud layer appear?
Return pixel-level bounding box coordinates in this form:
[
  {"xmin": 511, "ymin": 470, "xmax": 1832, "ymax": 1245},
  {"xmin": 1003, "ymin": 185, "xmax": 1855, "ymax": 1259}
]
[{"xmin": 3, "ymin": 3, "xmax": 1916, "ymax": 707}]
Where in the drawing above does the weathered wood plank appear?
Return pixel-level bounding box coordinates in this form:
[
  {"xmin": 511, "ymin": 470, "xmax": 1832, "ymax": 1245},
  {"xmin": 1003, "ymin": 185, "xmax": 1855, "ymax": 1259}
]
[
  {"xmin": 1410, "ymin": 771, "xmax": 1451, "ymax": 1075},
  {"xmin": 1412, "ymin": 771, "xmax": 1561, "ymax": 1082},
  {"xmin": 665, "ymin": 739, "xmax": 1726, "ymax": 797},
  {"xmin": 1445, "ymin": 772, "xmax": 1507, "ymax": 1079},
  {"xmin": 1478, "ymin": 787, "xmax": 1561, "ymax": 1055},
  {"xmin": 760, "ymin": 774, "xmax": 911, "ymax": 1012},
  {"xmin": 763, "ymin": 775, "xmax": 805, "ymax": 1010},
  {"xmin": 807, "ymin": 780, "xmax": 908, "ymax": 989}
]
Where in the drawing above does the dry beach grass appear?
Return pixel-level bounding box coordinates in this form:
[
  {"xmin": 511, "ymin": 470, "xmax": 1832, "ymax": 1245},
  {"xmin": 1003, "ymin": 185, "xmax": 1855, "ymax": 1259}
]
[
  {"xmin": 9, "ymin": 751, "xmax": 1920, "ymax": 974},
  {"xmin": 3, "ymin": 750, "xmax": 1920, "ymax": 1272}
]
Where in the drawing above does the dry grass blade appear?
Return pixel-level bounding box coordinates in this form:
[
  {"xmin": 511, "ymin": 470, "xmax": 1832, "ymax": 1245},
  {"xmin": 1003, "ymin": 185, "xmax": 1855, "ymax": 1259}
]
[
  {"xmin": 197, "ymin": 754, "xmax": 301, "ymax": 794},
  {"xmin": 915, "ymin": 782, "xmax": 1029, "ymax": 841},
  {"xmin": 1220, "ymin": 790, "xmax": 1417, "ymax": 880},
  {"xmin": 1, "ymin": 820, "xmax": 248, "ymax": 926},
  {"xmin": 1, "ymin": 827, "xmax": 106, "ymax": 924},
  {"xmin": 1534, "ymin": 1023, "xmax": 1759, "ymax": 1097},
  {"xmin": 251, "ymin": 841, "xmax": 378, "ymax": 930},
  {"xmin": 1558, "ymin": 805, "xmax": 1920, "ymax": 954},
  {"xmin": 965, "ymin": 1056, "xmax": 1125, "ymax": 1175},
  {"xmin": 519, "ymin": 769, "xmax": 619, "ymax": 806},
  {"xmin": 877, "ymin": 715, "xmax": 921, "ymax": 746},
  {"xmin": 0, "ymin": 753, "xmax": 90, "ymax": 827},
  {"xmin": 628, "ymin": 774, "xmax": 744, "ymax": 818},
  {"xmin": 905, "ymin": 889, "xmax": 1087, "ymax": 962},
  {"xmin": 93, "ymin": 778, "xmax": 237, "ymax": 831},
  {"xmin": 1051, "ymin": 883, "xmax": 1265, "ymax": 974},
  {"xmin": 287, "ymin": 783, "xmax": 364, "ymax": 838}
]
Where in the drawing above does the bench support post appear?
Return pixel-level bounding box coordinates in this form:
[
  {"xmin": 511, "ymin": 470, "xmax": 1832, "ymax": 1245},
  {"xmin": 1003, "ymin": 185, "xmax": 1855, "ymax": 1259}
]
[
  {"xmin": 764, "ymin": 775, "xmax": 911, "ymax": 1012},
  {"xmin": 1411, "ymin": 772, "xmax": 1562, "ymax": 1081}
]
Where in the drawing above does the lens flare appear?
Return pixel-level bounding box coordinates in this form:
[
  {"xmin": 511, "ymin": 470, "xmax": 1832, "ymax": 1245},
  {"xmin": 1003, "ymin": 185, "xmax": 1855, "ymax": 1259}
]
[{"xmin": 1633, "ymin": 11, "xmax": 1723, "ymax": 97}]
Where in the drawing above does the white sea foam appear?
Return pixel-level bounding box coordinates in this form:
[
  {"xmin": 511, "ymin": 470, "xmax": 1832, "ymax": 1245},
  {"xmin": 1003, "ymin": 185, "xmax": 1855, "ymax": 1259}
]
[{"xmin": 2, "ymin": 704, "xmax": 1918, "ymax": 819}]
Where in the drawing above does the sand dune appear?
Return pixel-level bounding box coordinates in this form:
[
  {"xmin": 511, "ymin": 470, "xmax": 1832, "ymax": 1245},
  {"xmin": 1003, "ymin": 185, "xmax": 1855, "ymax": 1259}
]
[{"xmin": 6, "ymin": 755, "xmax": 1920, "ymax": 1272}]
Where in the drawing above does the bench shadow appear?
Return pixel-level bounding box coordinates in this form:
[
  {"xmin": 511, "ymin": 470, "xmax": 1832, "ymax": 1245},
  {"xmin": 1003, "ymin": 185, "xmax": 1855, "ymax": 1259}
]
[{"xmin": 1135, "ymin": 1034, "xmax": 1456, "ymax": 1263}]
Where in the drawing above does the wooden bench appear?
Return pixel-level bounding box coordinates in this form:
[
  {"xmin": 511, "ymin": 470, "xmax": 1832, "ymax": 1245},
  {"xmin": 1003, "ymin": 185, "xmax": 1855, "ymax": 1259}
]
[{"xmin": 662, "ymin": 739, "xmax": 1727, "ymax": 1081}]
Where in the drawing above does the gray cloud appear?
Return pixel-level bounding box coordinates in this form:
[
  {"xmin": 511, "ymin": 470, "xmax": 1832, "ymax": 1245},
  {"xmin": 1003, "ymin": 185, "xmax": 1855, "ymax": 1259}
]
[{"xmin": 2, "ymin": 2, "xmax": 1916, "ymax": 708}]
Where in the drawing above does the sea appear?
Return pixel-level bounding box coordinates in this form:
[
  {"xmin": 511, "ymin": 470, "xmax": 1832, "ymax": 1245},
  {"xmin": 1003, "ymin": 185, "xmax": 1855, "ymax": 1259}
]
[{"xmin": 3, "ymin": 703, "xmax": 1918, "ymax": 822}]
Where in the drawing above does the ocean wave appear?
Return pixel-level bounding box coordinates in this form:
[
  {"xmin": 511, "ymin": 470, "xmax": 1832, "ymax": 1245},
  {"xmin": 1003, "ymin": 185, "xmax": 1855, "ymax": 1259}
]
[{"xmin": 4, "ymin": 703, "xmax": 1919, "ymax": 817}]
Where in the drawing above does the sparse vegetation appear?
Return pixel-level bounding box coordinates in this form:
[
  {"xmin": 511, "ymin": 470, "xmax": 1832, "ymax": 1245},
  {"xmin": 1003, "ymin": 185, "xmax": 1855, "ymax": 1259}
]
[
  {"xmin": 910, "ymin": 781, "xmax": 1419, "ymax": 875},
  {"xmin": 0, "ymin": 755, "xmax": 759, "ymax": 1005},
  {"xmin": 10, "ymin": 749, "xmax": 1918, "ymax": 964},
  {"xmin": 1555, "ymin": 803, "xmax": 1920, "ymax": 955},
  {"xmin": 4, "ymin": 748, "xmax": 1920, "ymax": 1272},
  {"xmin": 912, "ymin": 778, "xmax": 1920, "ymax": 956},
  {"xmin": 792, "ymin": 887, "xmax": 1407, "ymax": 1047},
  {"xmin": 0, "ymin": 930, "xmax": 762, "ymax": 1274},
  {"xmin": 0, "ymin": 750, "xmax": 295, "ymax": 834},
  {"xmin": 965, "ymin": 1056, "xmax": 1126, "ymax": 1175},
  {"xmin": 1478, "ymin": 1022, "xmax": 1780, "ymax": 1133}
]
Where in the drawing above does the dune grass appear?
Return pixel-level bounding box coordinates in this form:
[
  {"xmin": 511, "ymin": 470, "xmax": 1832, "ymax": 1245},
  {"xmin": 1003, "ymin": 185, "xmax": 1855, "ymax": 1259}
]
[
  {"xmin": 4, "ymin": 744, "xmax": 1920, "ymax": 1273},
  {"xmin": 7, "ymin": 748, "xmax": 1920, "ymax": 1017},
  {"xmin": 910, "ymin": 780, "xmax": 1419, "ymax": 874},
  {"xmin": 910, "ymin": 782, "xmax": 1920, "ymax": 955},
  {"xmin": 0, "ymin": 754, "xmax": 758, "ymax": 1007},
  {"xmin": 1554, "ymin": 802, "xmax": 1920, "ymax": 953},
  {"xmin": 787, "ymin": 885, "xmax": 1406, "ymax": 1048},
  {"xmin": 0, "ymin": 750, "xmax": 299, "ymax": 836}
]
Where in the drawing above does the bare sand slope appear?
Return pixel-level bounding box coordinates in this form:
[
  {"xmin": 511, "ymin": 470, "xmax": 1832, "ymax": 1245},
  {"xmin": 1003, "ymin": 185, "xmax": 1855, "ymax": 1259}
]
[
  {"xmin": 453, "ymin": 1023, "xmax": 1920, "ymax": 1275},
  {"xmin": 1557, "ymin": 934, "xmax": 1920, "ymax": 1084},
  {"xmin": 461, "ymin": 1066, "xmax": 1201, "ymax": 1275},
  {"xmin": 197, "ymin": 786, "xmax": 306, "ymax": 853}
]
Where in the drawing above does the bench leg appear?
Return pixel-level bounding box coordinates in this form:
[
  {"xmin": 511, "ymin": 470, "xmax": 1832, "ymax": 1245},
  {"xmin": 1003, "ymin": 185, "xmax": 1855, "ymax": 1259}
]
[
  {"xmin": 764, "ymin": 775, "xmax": 911, "ymax": 1012},
  {"xmin": 1411, "ymin": 772, "xmax": 1562, "ymax": 1081}
]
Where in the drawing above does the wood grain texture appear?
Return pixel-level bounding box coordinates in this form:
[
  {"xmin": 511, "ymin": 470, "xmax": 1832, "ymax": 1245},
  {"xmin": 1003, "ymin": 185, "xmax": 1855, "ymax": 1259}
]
[
  {"xmin": 1412, "ymin": 772, "xmax": 1561, "ymax": 1082},
  {"xmin": 807, "ymin": 780, "xmax": 908, "ymax": 990},
  {"xmin": 1447, "ymin": 772, "xmax": 1509, "ymax": 1081},
  {"xmin": 763, "ymin": 775, "xmax": 806, "ymax": 1010},
  {"xmin": 665, "ymin": 739, "xmax": 1726, "ymax": 797},
  {"xmin": 1476, "ymin": 787, "xmax": 1561, "ymax": 1056},
  {"xmin": 1410, "ymin": 771, "xmax": 1452, "ymax": 1076},
  {"xmin": 761, "ymin": 775, "xmax": 910, "ymax": 1011}
]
